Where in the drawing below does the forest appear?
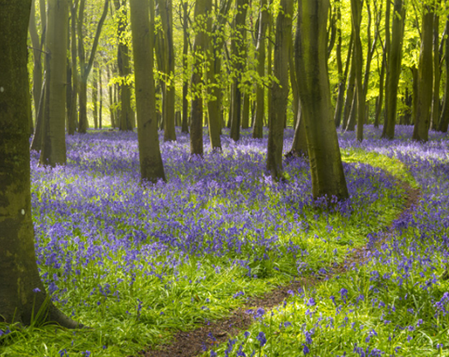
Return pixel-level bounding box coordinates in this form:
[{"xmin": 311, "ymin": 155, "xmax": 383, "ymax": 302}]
[{"xmin": 1, "ymin": 0, "xmax": 449, "ymax": 356}]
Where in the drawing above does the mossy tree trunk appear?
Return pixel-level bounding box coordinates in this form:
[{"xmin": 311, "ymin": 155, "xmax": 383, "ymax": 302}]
[
  {"xmin": 0, "ymin": 0, "xmax": 80, "ymax": 328},
  {"xmin": 296, "ymin": 0, "xmax": 349, "ymax": 201}
]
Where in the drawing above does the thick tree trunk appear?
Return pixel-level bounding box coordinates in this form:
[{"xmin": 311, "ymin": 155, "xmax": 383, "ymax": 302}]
[
  {"xmin": 0, "ymin": 0, "xmax": 79, "ymax": 329},
  {"xmin": 129, "ymin": 0, "xmax": 166, "ymax": 182},
  {"xmin": 267, "ymin": 0, "xmax": 292, "ymax": 180},
  {"xmin": 413, "ymin": 6, "xmax": 433, "ymax": 142},
  {"xmin": 40, "ymin": 0, "xmax": 69, "ymax": 167},
  {"xmin": 296, "ymin": 0, "xmax": 349, "ymax": 201},
  {"xmin": 252, "ymin": 0, "xmax": 268, "ymax": 139},
  {"xmin": 229, "ymin": 0, "xmax": 248, "ymax": 141},
  {"xmin": 383, "ymin": 0, "xmax": 405, "ymax": 139}
]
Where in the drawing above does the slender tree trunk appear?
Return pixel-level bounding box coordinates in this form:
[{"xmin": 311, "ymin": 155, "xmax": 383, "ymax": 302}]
[
  {"xmin": 181, "ymin": 1, "xmax": 189, "ymax": 133},
  {"xmin": 77, "ymin": 0, "xmax": 109, "ymax": 133},
  {"xmin": 92, "ymin": 61, "xmax": 98, "ymax": 130},
  {"xmin": 29, "ymin": 0, "xmax": 43, "ymax": 129},
  {"xmin": 431, "ymin": 11, "xmax": 440, "ymax": 130},
  {"xmin": 129, "ymin": 0, "xmax": 166, "ymax": 182},
  {"xmin": 252, "ymin": 0, "xmax": 268, "ymax": 139},
  {"xmin": 114, "ymin": 0, "xmax": 134, "ymax": 132},
  {"xmin": 68, "ymin": 0, "xmax": 78, "ymax": 135},
  {"xmin": 374, "ymin": 47, "xmax": 386, "ymax": 128},
  {"xmin": 155, "ymin": 0, "xmax": 176, "ymax": 141},
  {"xmin": 296, "ymin": 0, "xmax": 348, "ymax": 201},
  {"xmin": 99, "ymin": 66, "xmax": 103, "ymax": 129},
  {"xmin": 342, "ymin": 52, "xmax": 356, "ymax": 130},
  {"xmin": 229, "ymin": 0, "xmax": 248, "ymax": 141},
  {"xmin": 382, "ymin": 0, "xmax": 405, "ymax": 139},
  {"xmin": 206, "ymin": 0, "xmax": 232, "ymax": 150},
  {"xmin": 439, "ymin": 19, "xmax": 449, "ymax": 132},
  {"xmin": 189, "ymin": 0, "xmax": 212, "ymax": 155},
  {"xmin": 413, "ymin": 6, "xmax": 433, "ymax": 142},
  {"xmin": 40, "ymin": 0, "xmax": 69, "ymax": 167},
  {"xmin": 267, "ymin": 0, "xmax": 292, "ymax": 180}
]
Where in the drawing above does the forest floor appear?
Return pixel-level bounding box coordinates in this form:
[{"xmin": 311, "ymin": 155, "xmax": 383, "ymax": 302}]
[{"xmin": 1, "ymin": 126, "xmax": 449, "ymax": 357}]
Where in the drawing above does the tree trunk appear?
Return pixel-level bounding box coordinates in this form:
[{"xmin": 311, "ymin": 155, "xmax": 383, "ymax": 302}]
[
  {"xmin": 267, "ymin": 0, "xmax": 292, "ymax": 180},
  {"xmin": 382, "ymin": 0, "xmax": 405, "ymax": 139},
  {"xmin": 156, "ymin": 0, "xmax": 176, "ymax": 141},
  {"xmin": 77, "ymin": 0, "xmax": 109, "ymax": 133},
  {"xmin": 0, "ymin": 0, "xmax": 80, "ymax": 329},
  {"xmin": 229, "ymin": 0, "xmax": 248, "ymax": 141},
  {"xmin": 181, "ymin": 1, "xmax": 189, "ymax": 134},
  {"xmin": 439, "ymin": 18, "xmax": 449, "ymax": 132},
  {"xmin": 413, "ymin": 6, "xmax": 433, "ymax": 142},
  {"xmin": 206, "ymin": 0, "xmax": 232, "ymax": 150},
  {"xmin": 40, "ymin": 0, "xmax": 69, "ymax": 167},
  {"xmin": 296, "ymin": 0, "xmax": 349, "ymax": 201},
  {"xmin": 189, "ymin": 0, "xmax": 212, "ymax": 156},
  {"xmin": 129, "ymin": 0, "xmax": 166, "ymax": 182},
  {"xmin": 114, "ymin": 0, "xmax": 134, "ymax": 132},
  {"xmin": 431, "ymin": 11, "xmax": 440, "ymax": 130},
  {"xmin": 92, "ymin": 61, "xmax": 98, "ymax": 130},
  {"xmin": 68, "ymin": 0, "xmax": 78, "ymax": 135},
  {"xmin": 350, "ymin": 0, "xmax": 365, "ymax": 141},
  {"xmin": 342, "ymin": 51, "xmax": 356, "ymax": 130},
  {"xmin": 29, "ymin": 0, "xmax": 43, "ymax": 128},
  {"xmin": 252, "ymin": 0, "xmax": 268, "ymax": 139}
]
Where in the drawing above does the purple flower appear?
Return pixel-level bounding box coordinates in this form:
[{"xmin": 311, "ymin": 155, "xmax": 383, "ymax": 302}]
[{"xmin": 256, "ymin": 331, "xmax": 266, "ymax": 347}]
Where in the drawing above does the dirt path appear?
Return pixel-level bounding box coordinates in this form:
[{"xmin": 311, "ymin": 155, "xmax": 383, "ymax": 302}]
[{"xmin": 137, "ymin": 179, "xmax": 420, "ymax": 357}]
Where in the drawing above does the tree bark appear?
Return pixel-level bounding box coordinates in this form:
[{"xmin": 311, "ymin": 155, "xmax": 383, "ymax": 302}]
[
  {"xmin": 40, "ymin": 0, "xmax": 69, "ymax": 167},
  {"xmin": 129, "ymin": 0, "xmax": 166, "ymax": 182},
  {"xmin": 114, "ymin": 0, "xmax": 134, "ymax": 132},
  {"xmin": 252, "ymin": 0, "xmax": 268, "ymax": 139},
  {"xmin": 156, "ymin": 0, "xmax": 176, "ymax": 141},
  {"xmin": 296, "ymin": 0, "xmax": 349, "ymax": 201},
  {"xmin": 229, "ymin": 0, "xmax": 248, "ymax": 141},
  {"xmin": 413, "ymin": 5, "xmax": 433, "ymax": 142},
  {"xmin": 267, "ymin": 0, "xmax": 292, "ymax": 180},
  {"xmin": 181, "ymin": 1, "xmax": 189, "ymax": 133},
  {"xmin": 0, "ymin": 0, "xmax": 80, "ymax": 328},
  {"xmin": 431, "ymin": 11, "xmax": 440, "ymax": 130},
  {"xmin": 350, "ymin": 0, "xmax": 365, "ymax": 141},
  {"xmin": 382, "ymin": 0, "xmax": 406, "ymax": 139},
  {"xmin": 189, "ymin": 0, "xmax": 212, "ymax": 155}
]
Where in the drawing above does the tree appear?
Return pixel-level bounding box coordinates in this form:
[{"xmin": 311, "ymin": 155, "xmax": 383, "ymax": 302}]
[
  {"xmin": 0, "ymin": 0, "xmax": 79, "ymax": 328},
  {"xmin": 129, "ymin": 0, "xmax": 166, "ymax": 182},
  {"xmin": 267, "ymin": 0, "xmax": 292, "ymax": 180},
  {"xmin": 252, "ymin": 0, "xmax": 269, "ymax": 139},
  {"xmin": 156, "ymin": 0, "xmax": 176, "ymax": 142},
  {"xmin": 350, "ymin": 0, "xmax": 365, "ymax": 141},
  {"xmin": 229, "ymin": 0, "xmax": 248, "ymax": 142},
  {"xmin": 296, "ymin": 0, "xmax": 349, "ymax": 201},
  {"xmin": 77, "ymin": 0, "xmax": 109, "ymax": 133},
  {"xmin": 413, "ymin": 4, "xmax": 433, "ymax": 142},
  {"xmin": 114, "ymin": 0, "xmax": 135, "ymax": 132},
  {"xmin": 39, "ymin": 0, "xmax": 69, "ymax": 167},
  {"xmin": 189, "ymin": 0, "xmax": 212, "ymax": 156},
  {"xmin": 382, "ymin": 0, "xmax": 406, "ymax": 139}
]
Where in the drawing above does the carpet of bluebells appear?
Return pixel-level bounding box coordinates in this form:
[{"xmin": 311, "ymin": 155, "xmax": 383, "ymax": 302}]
[
  {"xmin": 206, "ymin": 126, "xmax": 449, "ymax": 357},
  {"xmin": 0, "ymin": 125, "xmax": 447, "ymax": 356}
]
